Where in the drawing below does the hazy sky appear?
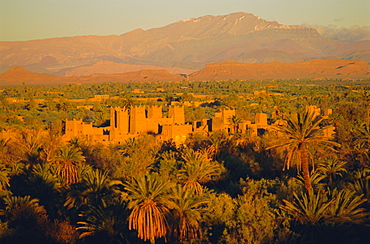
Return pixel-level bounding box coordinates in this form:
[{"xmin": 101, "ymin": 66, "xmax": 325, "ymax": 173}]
[{"xmin": 1, "ymin": 0, "xmax": 369, "ymax": 41}]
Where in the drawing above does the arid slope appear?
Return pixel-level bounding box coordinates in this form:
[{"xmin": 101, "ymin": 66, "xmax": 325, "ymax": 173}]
[
  {"xmin": 1, "ymin": 59, "xmax": 369, "ymax": 86},
  {"xmin": 189, "ymin": 59, "xmax": 370, "ymax": 80}
]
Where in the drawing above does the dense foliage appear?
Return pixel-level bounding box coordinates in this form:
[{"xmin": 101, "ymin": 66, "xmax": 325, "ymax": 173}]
[{"xmin": 1, "ymin": 79, "xmax": 370, "ymax": 243}]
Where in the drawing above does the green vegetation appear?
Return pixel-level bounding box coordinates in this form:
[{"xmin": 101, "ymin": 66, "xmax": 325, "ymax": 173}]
[{"xmin": 1, "ymin": 78, "xmax": 370, "ymax": 243}]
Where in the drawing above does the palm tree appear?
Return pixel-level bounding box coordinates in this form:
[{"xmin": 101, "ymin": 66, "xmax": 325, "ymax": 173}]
[
  {"xmin": 295, "ymin": 171, "xmax": 326, "ymax": 193},
  {"xmin": 282, "ymin": 188, "xmax": 367, "ymax": 226},
  {"xmin": 123, "ymin": 173, "xmax": 174, "ymax": 244},
  {"xmin": 157, "ymin": 151, "xmax": 180, "ymax": 181},
  {"xmin": 11, "ymin": 129, "xmax": 43, "ymax": 165},
  {"xmin": 267, "ymin": 110, "xmax": 340, "ymax": 193},
  {"xmin": 64, "ymin": 167, "xmax": 122, "ymax": 210},
  {"xmin": 179, "ymin": 148, "xmax": 224, "ymax": 194},
  {"xmin": 208, "ymin": 130, "xmax": 229, "ymax": 161},
  {"xmin": 17, "ymin": 163, "xmax": 63, "ymax": 218},
  {"xmin": 0, "ymin": 138, "xmax": 17, "ymax": 166},
  {"xmin": 228, "ymin": 115, "xmax": 243, "ymax": 133},
  {"xmin": 352, "ymin": 122, "xmax": 370, "ymax": 166},
  {"xmin": 0, "ymin": 164, "xmax": 10, "ymax": 191},
  {"xmin": 77, "ymin": 198, "xmax": 130, "ymax": 244},
  {"xmin": 348, "ymin": 168, "xmax": 370, "ymax": 201},
  {"xmin": 317, "ymin": 157, "xmax": 347, "ymax": 186},
  {"xmin": 326, "ymin": 188, "xmax": 368, "ymax": 224},
  {"xmin": 352, "ymin": 122, "xmax": 370, "ymax": 146},
  {"xmin": 167, "ymin": 185, "xmax": 209, "ymax": 242},
  {"xmin": 55, "ymin": 145, "xmax": 86, "ymax": 185},
  {"xmin": 281, "ymin": 190, "xmax": 331, "ymax": 227}
]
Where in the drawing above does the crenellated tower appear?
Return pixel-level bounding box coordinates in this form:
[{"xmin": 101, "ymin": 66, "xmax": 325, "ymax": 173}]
[{"xmin": 130, "ymin": 106, "xmax": 147, "ymax": 134}]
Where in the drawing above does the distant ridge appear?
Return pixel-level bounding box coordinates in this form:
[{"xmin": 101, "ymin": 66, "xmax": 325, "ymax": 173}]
[
  {"xmin": 1, "ymin": 12, "xmax": 369, "ymax": 76},
  {"xmin": 189, "ymin": 59, "xmax": 370, "ymax": 80},
  {"xmin": 0, "ymin": 67, "xmax": 64, "ymax": 85},
  {"xmin": 62, "ymin": 61, "xmax": 196, "ymax": 77},
  {"xmin": 1, "ymin": 59, "xmax": 369, "ymax": 86},
  {"xmin": 0, "ymin": 67, "xmax": 184, "ymax": 86}
]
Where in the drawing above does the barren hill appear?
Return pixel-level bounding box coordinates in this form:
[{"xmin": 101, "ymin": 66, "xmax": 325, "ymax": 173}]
[
  {"xmin": 0, "ymin": 67, "xmax": 64, "ymax": 85},
  {"xmin": 0, "ymin": 67, "xmax": 185, "ymax": 86},
  {"xmin": 1, "ymin": 12, "xmax": 369, "ymax": 76},
  {"xmin": 1, "ymin": 59, "xmax": 369, "ymax": 86},
  {"xmin": 62, "ymin": 61, "xmax": 195, "ymax": 77},
  {"xmin": 189, "ymin": 59, "xmax": 370, "ymax": 81}
]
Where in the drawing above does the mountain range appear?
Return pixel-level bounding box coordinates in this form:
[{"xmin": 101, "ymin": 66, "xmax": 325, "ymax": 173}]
[{"xmin": 1, "ymin": 12, "xmax": 369, "ymax": 84}]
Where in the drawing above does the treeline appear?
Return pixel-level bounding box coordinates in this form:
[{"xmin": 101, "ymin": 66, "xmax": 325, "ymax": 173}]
[{"xmin": 1, "ymin": 79, "xmax": 369, "ymax": 130}]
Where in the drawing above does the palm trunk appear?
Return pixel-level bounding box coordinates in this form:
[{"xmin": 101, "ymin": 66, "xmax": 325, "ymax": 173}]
[{"xmin": 300, "ymin": 144, "xmax": 312, "ymax": 194}]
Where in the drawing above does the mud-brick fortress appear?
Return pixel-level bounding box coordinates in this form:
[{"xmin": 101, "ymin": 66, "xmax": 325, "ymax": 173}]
[
  {"xmin": 64, "ymin": 105, "xmax": 334, "ymax": 145},
  {"xmin": 64, "ymin": 105, "xmax": 275, "ymax": 145},
  {"xmin": 65, "ymin": 106, "xmax": 193, "ymax": 144}
]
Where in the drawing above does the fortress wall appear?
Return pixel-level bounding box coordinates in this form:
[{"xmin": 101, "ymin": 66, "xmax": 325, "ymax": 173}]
[
  {"xmin": 210, "ymin": 117, "xmax": 225, "ymax": 131},
  {"xmin": 65, "ymin": 119, "xmax": 104, "ymax": 140},
  {"xmin": 162, "ymin": 124, "xmax": 192, "ymax": 142},
  {"xmin": 65, "ymin": 119, "xmax": 92, "ymax": 138},
  {"xmin": 148, "ymin": 106, "xmax": 163, "ymax": 119}
]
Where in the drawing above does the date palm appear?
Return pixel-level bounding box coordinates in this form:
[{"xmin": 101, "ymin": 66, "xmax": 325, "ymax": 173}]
[
  {"xmin": 167, "ymin": 185, "xmax": 209, "ymax": 242},
  {"xmin": 12, "ymin": 129, "xmax": 43, "ymax": 165},
  {"xmin": 0, "ymin": 138, "xmax": 17, "ymax": 166},
  {"xmin": 228, "ymin": 115, "xmax": 243, "ymax": 133},
  {"xmin": 317, "ymin": 157, "xmax": 347, "ymax": 186},
  {"xmin": 179, "ymin": 148, "xmax": 224, "ymax": 194},
  {"xmin": 55, "ymin": 145, "xmax": 85, "ymax": 185},
  {"xmin": 77, "ymin": 198, "xmax": 130, "ymax": 244},
  {"xmin": 326, "ymin": 188, "xmax": 368, "ymax": 224},
  {"xmin": 348, "ymin": 168, "xmax": 370, "ymax": 201},
  {"xmin": 0, "ymin": 164, "xmax": 10, "ymax": 191},
  {"xmin": 353, "ymin": 122, "xmax": 370, "ymax": 146},
  {"xmin": 64, "ymin": 167, "xmax": 122, "ymax": 210},
  {"xmin": 282, "ymin": 188, "xmax": 367, "ymax": 227},
  {"xmin": 208, "ymin": 130, "xmax": 230, "ymax": 161},
  {"xmin": 352, "ymin": 122, "xmax": 370, "ymax": 166},
  {"xmin": 123, "ymin": 173, "xmax": 174, "ymax": 244},
  {"xmin": 267, "ymin": 110, "xmax": 340, "ymax": 194}
]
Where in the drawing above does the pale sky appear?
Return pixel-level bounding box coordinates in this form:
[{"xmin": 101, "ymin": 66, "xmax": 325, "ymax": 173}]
[{"xmin": 1, "ymin": 0, "xmax": 369, "ymax": 41}]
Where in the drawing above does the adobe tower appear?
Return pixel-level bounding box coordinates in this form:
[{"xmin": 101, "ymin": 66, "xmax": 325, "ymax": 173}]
[{"xmin": 169, "ymin": 106, "xmax": 185, "ymax": 125}]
